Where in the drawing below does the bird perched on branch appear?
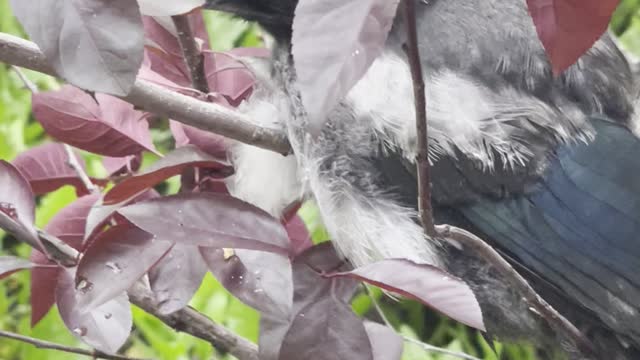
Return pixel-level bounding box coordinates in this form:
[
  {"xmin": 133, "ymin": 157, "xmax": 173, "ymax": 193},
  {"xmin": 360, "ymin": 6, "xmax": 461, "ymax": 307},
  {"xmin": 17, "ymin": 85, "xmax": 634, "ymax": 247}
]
[{"xmin": 205, "ymin": 0, "xmax": 640, "ymax": 358}]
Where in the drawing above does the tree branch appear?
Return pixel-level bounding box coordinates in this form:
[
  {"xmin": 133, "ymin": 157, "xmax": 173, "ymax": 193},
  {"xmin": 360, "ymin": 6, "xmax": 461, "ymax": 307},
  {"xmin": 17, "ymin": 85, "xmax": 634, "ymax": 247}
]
[
  {"xmin": 436, "ymin": 225, "xmax": 595, "ymax": 356},
  {"xmin": 171, "ymin": 15, "xmax": 210, "ymax": 93},
  {"xmin": 0, "ymin": 329, "xmax": 146, "ymax": 360},
  {"xmin": 1, "ymin": 225, "xmax": 259, "ymax": 359},
  {"xmin": 63, "ymin": 144, "xmax": 99, "ymax": 195},
  {"xmin": 0, "ymin": 32, "xmax": 291, "ymax": 155},
  {"xmin": 400, "ymin": 0, "xmax": 593, "ymax": 357},
  {"xmin": 401, "ymin": 0, "xmax": 436, "ymax": 237}
]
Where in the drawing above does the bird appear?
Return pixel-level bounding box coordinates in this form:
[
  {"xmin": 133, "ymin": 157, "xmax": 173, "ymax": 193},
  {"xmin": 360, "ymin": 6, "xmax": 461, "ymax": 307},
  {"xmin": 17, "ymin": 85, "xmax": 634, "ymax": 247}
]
[{"xmin": 205, "ymin": 0, "xmax": 640, "ymax": 358}]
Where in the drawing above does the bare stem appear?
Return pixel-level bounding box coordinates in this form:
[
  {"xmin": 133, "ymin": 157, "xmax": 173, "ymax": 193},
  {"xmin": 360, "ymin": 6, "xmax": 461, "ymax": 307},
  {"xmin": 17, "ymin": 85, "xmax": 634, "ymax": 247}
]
[
  {"xmin": 0, "ymin": 225, "xmax": 259, "ymax": 359},
  {"xmin": 172, "ymin": 15, "xmax": 210, "ymax": 93},
  {"xmin": 63, "ymin": 144, "xmax": 98, "ymax": 194},
  {"xmin": 436, "ymin": 225, "xmax": 595, "ymax": 356},
  {"xmin": 0, "ymin": 32, "xmax": 291, "ymax": 155},
  {"xmin": 10, "ymin": 65, "xmax": 38, "ymax": 93},
  {"xmin": 0, "ymin": 329, "xmax": 147, "ymax": 360},
  {"xmin": 364, "ymin": 288, "xmax": 481, "ymax": 360},
  {"xmin": 402, "ymin": 0, "xmax": 436, "ymax": 237}
]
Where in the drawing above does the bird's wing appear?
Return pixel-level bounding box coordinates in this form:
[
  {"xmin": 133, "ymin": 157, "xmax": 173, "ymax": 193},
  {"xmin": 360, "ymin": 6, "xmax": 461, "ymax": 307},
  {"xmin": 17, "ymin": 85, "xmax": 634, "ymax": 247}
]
[{"xmin": 457, "ymin": 117, "xmax": 640, "ymax": 343}]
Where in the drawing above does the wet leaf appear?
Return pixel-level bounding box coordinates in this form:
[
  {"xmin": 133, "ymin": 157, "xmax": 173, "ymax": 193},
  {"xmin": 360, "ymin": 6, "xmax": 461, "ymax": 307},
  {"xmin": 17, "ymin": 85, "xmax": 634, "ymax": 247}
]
[
  {"xmin": 56, "ymin": 267, "xmax": 132, "ymax": 354},
  {"xmin": 76, "ymin": 225, "xmax": 172, "ymax": 311}
]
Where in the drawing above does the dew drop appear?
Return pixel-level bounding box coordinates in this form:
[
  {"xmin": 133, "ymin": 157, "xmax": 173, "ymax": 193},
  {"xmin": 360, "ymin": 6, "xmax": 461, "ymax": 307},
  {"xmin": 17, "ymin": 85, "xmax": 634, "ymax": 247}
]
[
  {"xmin": 106, "ymin": 262, "xmax": 122, "ymax": 274},
  {"xmin": 254, "ymin": 288, "xmax": 264, "ymax": 294},
  {"xmin": 76, "ymin": 278, "xmax": 93, "ymax": 293},
  {"xmin": 73, "ymin": 327, "xmax": 87, "ymax": 336}
]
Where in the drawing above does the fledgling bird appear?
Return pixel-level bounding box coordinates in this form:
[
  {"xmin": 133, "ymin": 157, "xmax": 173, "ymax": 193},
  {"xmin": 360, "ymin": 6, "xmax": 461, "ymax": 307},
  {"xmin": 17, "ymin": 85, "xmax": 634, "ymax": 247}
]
[{"xmin": 205, "ymin": 0, "xmax": 640, "ymax": 358}]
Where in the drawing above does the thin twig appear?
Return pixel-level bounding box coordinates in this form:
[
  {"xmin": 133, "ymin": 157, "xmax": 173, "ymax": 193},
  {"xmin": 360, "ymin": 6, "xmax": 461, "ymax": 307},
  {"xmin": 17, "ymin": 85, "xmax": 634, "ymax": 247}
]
[
  {"xmin": 401, "ymin": 0, "xmax": 436, "ymax": 237},
  {"xmin": 172, "ymin": 15, "xmax": 210, "ymax": 93},
  {"xmin": 403, "ymin": 336, "xmax": 483, "ymax": 360},
  {"xmin": 364, "ymin": 287, "xmax": 481, "ymax": 360},
  {"xmin": 63, "ymin": 144, "xmax": 98, "ymax": 194},
  {"xmin": 363, "ymin": 285, "xmax": 392, "ymax": 328},
  {"xmin": 437, "ymin": 225, "xmax": 595, "ymax": 356},
  {"xmin": 10, "ymin": 65, "xmax": 38, "ymax": 93},
  {"xmin": 0, "ymin": 32, "xmax": 291, "ymax": 155},
  {"xmin": 0, "ymin": 329, "xmax": 146, "ymax": 360},
  {"xmin": 0, "ymin": 225, "xmax": 259, "ymax": 359},
  {"xmin": 398, "ymin": 1, "xmax": 592, "ymax": 356}
]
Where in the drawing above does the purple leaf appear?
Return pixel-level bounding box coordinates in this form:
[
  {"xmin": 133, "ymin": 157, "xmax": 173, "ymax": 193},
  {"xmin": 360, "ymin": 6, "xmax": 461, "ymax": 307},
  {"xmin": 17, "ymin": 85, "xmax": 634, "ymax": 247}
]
[
  {"xmin": 332, "ymin": 259, "xmax": 485, "ymax": 331},
  {"xmin": 259, "ymin": 243, "xmax": 359, "ymax": 360},
  {"xmin": 30, "ymin": 250, "xmax": 59, "ymax": 326},
  {"xmin": 103, "ymin": 154, "xmax": 142, "ymax": 177},
  {"xmin": 279, "ymin": 297, "xmax": 373, "ymax": 360},
  {"xmin": 118, "ymin": 193, "xmax": 290, "ymax": 253},
  {"xmin": 291, "ymin": 0, "xmax": 399, "ymax": 131},
  {"xmin": 12, "ymin": 143, "xmax": 90, "ymax": 195},
  {"xmin": 33, "ymin": 86, "xmax": 158, "ymax": 157},
  {"xmin": 170, "ymin": 121, "xmax": 228, "ymax": 158},
  {"xmin": 200, "ymin": 248, "xmax": 293, "ymax": 317},
  {"xmin": 0, "ymin": 160, "xmax": 38, "ymax": 243},
  {"xmin": 45, "ymin": 194, "xmax": 101, "ymax": 251},
  {"xmin": 148, "ymin": 244, "xmax": 207, "ymax": 315},
  {"xmin": 364, "ymin": 322, "xmax": 403, "ymax": 360},
  {"xmin": 76, "ymin": 225, "xmax": 173, "ymax": 311},
  {"xmin": 138, "ymin": 0, "xmax": 205, "ymax": 17},
  {"xmin": 284, "ymin": 215, "xmax": 312, "ymax": 256},
  {"xmin": 103, "ymin": 145, "xmax": 231, "ymax": 205},
  {"xmin": 0, "ymin": 256, "xmax": 34, "ymax": 278},
  {"xmin": 526, "ymin": 0, "xmax": 619, "ymax": 75},
  {"xmin": 204, "ymin": 51, "xmax": 257, "ymax": 103},
  {"xmin": 84, "ymin": 190, "xmax": 160, "ymax": 243},
  {"xmin": 56, "ymin": 267, "xmax": 132, "ymax": 354},
  {"xmin": 10, "ymin": 0, "xmax": 143, "ymax": 95}
]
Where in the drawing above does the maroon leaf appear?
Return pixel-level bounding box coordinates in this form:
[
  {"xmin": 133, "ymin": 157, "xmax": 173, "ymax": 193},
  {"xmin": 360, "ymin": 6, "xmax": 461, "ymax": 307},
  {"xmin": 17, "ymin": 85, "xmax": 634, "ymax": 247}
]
[
  {"xmin": 45, "ymin": 194, "xmax": 101, "ymax": 251},
  {"xmin": 200, "ymin": 248, "xmax": 293, "ymax": 317},
  {"xmin": 85, "ymin": 189, "xmax": 160, "ymax": 243},
  {"xmin": 0, "ymin": 160, "xmax": 38, "ymax": 243},
  {"xmin": 259, "ymin": 243, "xmax": 358, "ymax": 360},
  {"xmin": 149, "ymin": 244, "xmax": 207, "ymax": 315},
  {"xmin": 364, "ymin": 322, "xmax": 404, "ymax": 360},
  {"xmin": 12, "ymin": 143, "xmax": 89, "ymax": 195},
  {"xmin": 103, "ymin": 154, "xmax": 142, "ymax": 177},
  {"xmin": 204, "ymin": 51, "xmax": 257, "ymax": 103},
  {"xmin": 33, "ymin": 86, "xmax": 158, "ymax": 157},
  {"xmin": 526, "ymin": 0, "xmax": 619, "ymax": 74},
  {"xmin": 56, "ymin": 267, "xmax": 132, "ymax": 354},
  {"xmin": 103, "ymin": 145, "xmax": 231, "ymax": 205},
  {"xmin": 76, "ymin": 225, "xmax": 173, "ymax": 311},
  {"xmin": 331, "ymin": 259, "xmax": 485, "ymax": 331},
  {"xmin": 170, "ymin": 121, "xmax": 228, "ymax": 158},
  {"xmin": 279, "ymin": 297, "xmax": 373, "ymax": 360},
  {"xmin": 30, "ymin": 250, "xmax": 59, "ymax": 326},
  {"xmin": 10, "ymin": 0, "xmax": 143, "ymax": 95},
  {"xmin": 0, "ymin": 256, "xmax": 34, "ymax": 279},
  {"xmin": 292, "ymin": 0, "xmax": 400, "ymax": 131},
  {"xmin": 284, "ymin": 215, "xmax": 312, "ymax": 256},
  {"xmin": 118, "ymin": 193, "xmax": 290, "ymax": 253}
]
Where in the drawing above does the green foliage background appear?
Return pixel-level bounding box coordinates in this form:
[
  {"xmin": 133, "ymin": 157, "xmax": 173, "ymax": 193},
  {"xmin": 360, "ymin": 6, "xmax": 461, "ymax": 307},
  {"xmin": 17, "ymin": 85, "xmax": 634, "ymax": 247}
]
[{"xmin": 0, "ymin": 1, "xmax": 639, "ymax": 359}]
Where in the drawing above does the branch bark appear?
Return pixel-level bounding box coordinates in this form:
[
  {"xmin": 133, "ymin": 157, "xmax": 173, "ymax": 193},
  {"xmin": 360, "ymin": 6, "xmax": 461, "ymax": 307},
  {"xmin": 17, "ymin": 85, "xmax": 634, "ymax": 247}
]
[
  {"xmin": 0, "ymin": 32, "xmax": 291, "ymax": 155},
  {"xmin": 0, "ymin": 330, "xmax": 146, "ymax": 360},
  {"xmin": 1, "ymin": 224, "xmax": 259, "ymax": 360},
  {"xmin": 402, "ymin": 0, "xmax": 436, "ymax": 237},
  {"xmin": 400, "ymin": 0, "xmax": 593, "ymax": 357},
  {"xmin": 171, "ymin": 15, "xmax": 210, "ymax": 94}
]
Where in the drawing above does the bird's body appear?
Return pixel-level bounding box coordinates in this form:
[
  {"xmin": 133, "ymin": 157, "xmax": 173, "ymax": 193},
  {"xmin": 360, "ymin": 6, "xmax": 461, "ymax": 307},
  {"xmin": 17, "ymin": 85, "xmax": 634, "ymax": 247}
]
[{"xmin": 207, "ymin": 0, "xmax": 640, "ymax": 358}]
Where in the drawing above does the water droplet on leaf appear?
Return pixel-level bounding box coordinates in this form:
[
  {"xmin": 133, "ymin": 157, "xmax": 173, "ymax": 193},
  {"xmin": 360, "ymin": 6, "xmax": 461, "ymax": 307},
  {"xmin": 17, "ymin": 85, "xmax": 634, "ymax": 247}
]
[
  {"xmin": 106, "ymin": 262, "xmax": 122, "ymax": 274},
  {"xmin": 76, "ymin": 278, "xmax": 93, "ymax": 293},
  {"xmin": 73, "ymin": 327, "xmax": 87, "ymax": 336}
]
